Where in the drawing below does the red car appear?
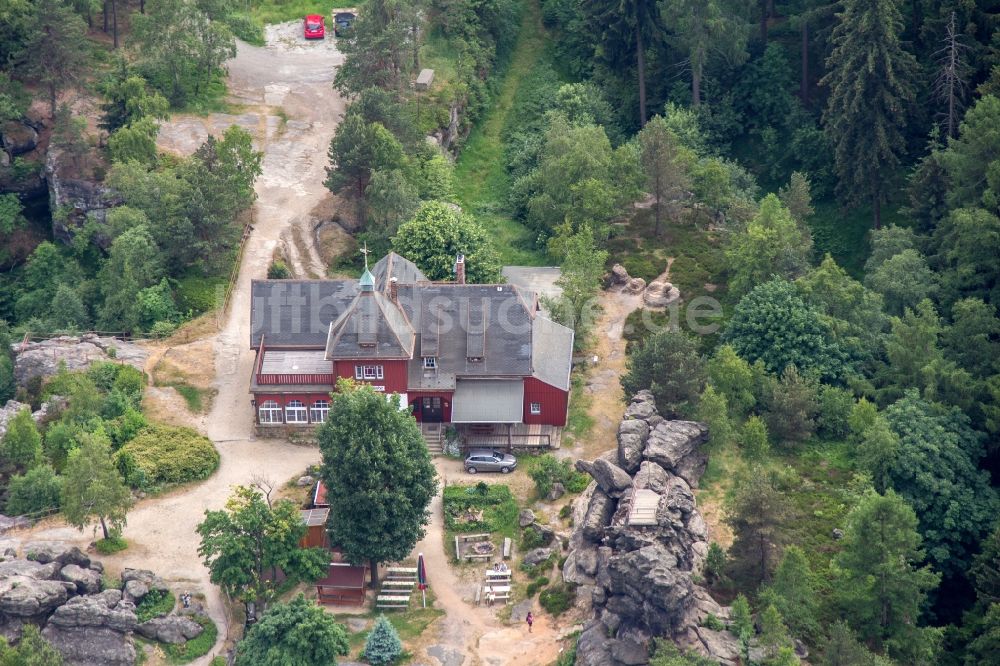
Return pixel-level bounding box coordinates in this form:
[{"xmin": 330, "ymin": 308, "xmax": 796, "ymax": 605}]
[{"xmin": 304, "ymin": 14, "xmax": 325, "ymax": 40}]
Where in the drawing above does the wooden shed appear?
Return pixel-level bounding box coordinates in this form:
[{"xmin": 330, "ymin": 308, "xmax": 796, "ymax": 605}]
[
  {"xmin": 299, "ymin": 508, "xmax": 330, "ymax": 549},
  {"xmin": 316, "ymin": 563, "xmax": 367, "ymax": 605}
]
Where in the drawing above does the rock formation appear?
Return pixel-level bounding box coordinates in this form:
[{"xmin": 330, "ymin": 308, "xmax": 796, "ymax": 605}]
[
  {"xmin": 564, "ymin": 391, "xmax": 739, "ymax": 665},
  {"xmin": 12, "ymin": 334, "xmax": 148, "ymax": 385},
  {"xmin": 0, "ymin": 540, "xmax": 207, "ymax": 665},
  {"xmin": 643, "ymin": 280, "xmax": 680, "ymax": 308},
  {"xmin": 45, "ymin": 146, "xmax": 122, "ymax": 244}
]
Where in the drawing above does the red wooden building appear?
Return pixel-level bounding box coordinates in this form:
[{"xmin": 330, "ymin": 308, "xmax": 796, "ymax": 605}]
[{"xmin": 249, "ymin": 252, "xmax": 573, "ymax": 435}]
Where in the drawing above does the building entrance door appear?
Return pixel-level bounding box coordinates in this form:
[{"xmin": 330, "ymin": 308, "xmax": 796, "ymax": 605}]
[{"xmin": 421, "ymin": 397, "xmax": 443, "ymax": 423}]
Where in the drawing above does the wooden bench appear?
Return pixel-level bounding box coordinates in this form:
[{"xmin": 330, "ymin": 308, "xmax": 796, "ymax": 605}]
[
  {"xmin": 474, "ymin": 586, "xmax": 482, "ymax": 605},
  {"xmin": 382, "ymin": 580, "xmax": 414, "ymax": 588},
  {"xmin": 454, "ymin": 536, "xmax": 460, "ymax": 561},
  {"xmin": 464, "ymin": 552, "xmax": 492, "ymax": 562},
  {"xmin": 502, "ymin": 537, "xmax": 512, "ymax": 559},
  {"xmin": 485, "ymin": 572, "xmax": 511, "ymax": 582},
  {"xmin": 460, "ymin": 533, "xmax": 490, "ymax": 542},
  {"xmin": 386, "ymin": 567, "xmax": 418, "ymax": 580},
  {"xmin": 376, "ymin": 594, "xmax": 411, "ymax": 609}
]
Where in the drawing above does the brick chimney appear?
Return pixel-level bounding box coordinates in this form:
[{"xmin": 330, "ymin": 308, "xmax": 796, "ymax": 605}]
[
  {"xmin": 454, "ymin": 253, "xmax": 466, "ymax": 285},
  {"xmin": 389, "ymin": 276, "xmax": 398, "ymax": 302}
]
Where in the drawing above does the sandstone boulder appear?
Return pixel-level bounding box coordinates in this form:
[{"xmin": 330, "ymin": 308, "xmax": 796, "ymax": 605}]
[
  {"xmin": 123, "ymin": 579, "xmax": 148, "ymax": 603},
  {"xmin": 617, "ymin": 418, "xmax": 649, "ymax": 473},
  {"xmin": 632, "ymin": 460, "xmax": 671, "ymax": 494},
  {"xmin": 61, "ymin": 564, "xmax": 102, "ymax": 595},
  {"xmin": 643, "ymin": 421, "xmax": 708, "ymax": 487},
  {"xmin": 624, "ymin": 277, "xmax": 646, "ymax": 294},
  {"xmin": 518, "ymin": 509, "xmax": 536, "ymax": 528},
  {"xmin": 14, "ymin": 335, "xmax": 147, "ymax": 386},
  {"xmin": 643, "ymin": 280, "xmax": 680, "ymax": 307},
  {"xmin": 47, "ymin": 595, "xmax": 137, "ymax": 633},
  {"xmin": 296, "ymin": 475, "xmax": 314, "ymax": 487},
  {"xmin": 42, "ymin": 625, "xmax": 137, "ymax": 666},
  {"xmin": 581, "ymin": 489, "xmax": 615, "ymax": 543},
  {"xmin": 546, "ymin": 482, "xmax": 565, "ymax": 500},
  {"xmin": 25, "ymin": 541, "xmax": 90, "ymax": 569},
  {"xmin": 588, "ymin": 458, "xmax": 632, "ymax": 497},
  {"xmin": 1, "ymin": 120, "xmax": 38, "ymax": 156},
  {"xmin": 136, "ymin": 615, "xmax": 204, "ymax": 644},
  {"xmin": 0, "ymin": 576, "xmax": 69, "ymax": 616},
  {"xmin": 575, "ymin": 620, "xmax": 614, "ymax": 666},
  {"xmin": 121, "ymin": 568, "xmax": 168, "ymax": 594},
  {"xmin": 522, "ymin": 547, "xmax": 554, "ymax": 567},
  {"xmin": 623, "ymin": 391, "xmax": 656, "ymax": 421},
  {"xmin": 610, "ymin": 264, "xmax": 629, "ymax": 285}
]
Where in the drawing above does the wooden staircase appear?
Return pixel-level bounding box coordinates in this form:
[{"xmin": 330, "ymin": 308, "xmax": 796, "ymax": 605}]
[{"xmin": 421, "ymin": 423, "xmax": 444, "ymax": 455}]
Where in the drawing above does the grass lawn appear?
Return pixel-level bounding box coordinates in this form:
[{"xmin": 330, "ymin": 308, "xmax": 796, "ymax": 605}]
[
  {"xmin": 452, "ymin": 0, "xmax": 548, "ymax": 267},
  {"xmin": 248, "ymin": 0, "xmax": 341, "ymax": 27},
  {"xmin": 344, "ymin": 590, "xmax": 445, "ymax": 663}
]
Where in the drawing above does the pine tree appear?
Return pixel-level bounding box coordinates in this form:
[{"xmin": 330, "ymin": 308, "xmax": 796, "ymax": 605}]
[
  {"xmin": 61, "ymin": 429, "xmax": 133, "ymax": 541},
  {"xmin": 726, "ymin": 466, "xmax": 787, "ymax": 587},
  {"xmin": 364, "ymin": 615, "xmax": 403, "ymax": 666},
  {"xmin": 639, "ymin": 115, "xmax": 691, "ymax": 235},
  {"xmin": 820, "ymin": 0, "xmax": 918, "ymax": 228},
  {"xmin": 764, "ymin": 365, "xmax": 820, "ymax": 446},
  {"xmin": 770, "ymin": 546, "xmax": 819, "ymax": 642}
]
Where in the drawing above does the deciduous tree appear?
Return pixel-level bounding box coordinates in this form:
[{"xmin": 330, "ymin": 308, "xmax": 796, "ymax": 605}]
[
  {"xmin": 23, "ymin": 0, "xmax": 90, "ymax": 116},
  {"xmin": 2, "ymin": 409, "xmax": 42, "ymax": 472},
  {"xmin": 391, "ymin": 201, "xmax": 501, "ymax": 283},
  {"xmin": 543, "ymin": 225, "xmax": 608, "ymax": 349},
  {"xmin": 726, "ymin": 194, "xmax": 812, "ymax": 298},
  {"xmin": 235, "ymin": 594, "xmax": 350, "ymax": 666},
  {"xmin": 61, "ymin": 429, "xmax": 132, "ymax": 541},
  {"xmin": 197, "ymin": 486, "xmax": 328, "ymax": 620},
  {"xmin": 317, "ymin": 381, "xmax": 437, "ymax": 588},
  {"xmin": 764, "ymin": 365, "xmax": 819, "ymax": 446}
]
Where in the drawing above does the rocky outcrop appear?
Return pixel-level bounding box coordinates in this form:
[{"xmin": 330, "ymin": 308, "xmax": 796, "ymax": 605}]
[
  {"xmin": 136, "ymin": 615, "xmax": 203, "ymax": 644},
  {"xmin": 42, "ymin": 595, "xmax": 138, "ymax": 666},
  {"xmin": 643, "ymin": 280, "xmax": 680, "ymax": 308},
  {"xmin": 45, "ymin": 146, "xmax": 122, "ymax": 244},
  {"xmin": 610, "ymin": 264, "xmax": 630, "ymax": 286},
  {"xmin": 0, "ymin": 544, "xmax": 197, "ymax": 666},
  {"xmin": 13, "ymin": 335, "xmax": 148, "ymax": 385},
  {"xmin": 0, "ymin": 399, "xmax": 67, "ymax": 443},
  {"xmin": 565, "ymin": 391, "xmax": 739, "ymax": 665},
  {"xmin": 1, "ymin": 120, "xmax": 39, "ymax": 156}
]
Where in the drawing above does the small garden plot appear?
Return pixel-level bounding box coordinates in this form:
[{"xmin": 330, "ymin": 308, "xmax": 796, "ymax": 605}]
[{"xmin": 443, "ymin": 483, "xmax": 519, "ymax": 561}]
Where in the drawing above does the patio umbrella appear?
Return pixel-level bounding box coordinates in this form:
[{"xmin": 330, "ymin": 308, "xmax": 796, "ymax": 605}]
[{"xmin": 417, "ymin": 552, "xmax": 427, "ymax": 608}]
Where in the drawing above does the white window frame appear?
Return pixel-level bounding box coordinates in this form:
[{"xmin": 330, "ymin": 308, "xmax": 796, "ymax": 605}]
[
  {"xmin": 310, "ymin": 399, "xmax": 330, "ymax": 423},
  {"xmin": 285, "ymin": 399, "xmax": 308, "ymax": 424},
  {"xmin": 259, "ymin": 400, "xmax": 282, "ymax": 424},
  {"xmin": 422, "ymin": 356, "xmax": 436, "ymax": 369},
  {"xmin": 529, "ymin": 402, "xmax": 542, "ymax": 415},
  {"xmin": 354, "ymin": 364, "xmax": 384, "ymax": 380}
]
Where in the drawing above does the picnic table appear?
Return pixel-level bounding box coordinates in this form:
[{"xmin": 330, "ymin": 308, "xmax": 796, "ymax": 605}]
[
  {"xmin": 485, "ymin": 570, "xmax": 511, "ymax": 581},
  {"xmin": 376, "ymin": 594, "xmax": 411, "ymax": 609}
]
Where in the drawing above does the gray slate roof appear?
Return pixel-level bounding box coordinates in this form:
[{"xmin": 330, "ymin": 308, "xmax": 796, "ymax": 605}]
[
  {"xmin": 531, "ymin": 317, "xmax": 574, "ymax": 391},
  {"xmin": 325, "ymin": 291, "xmax": 415, "ymax": 359},
  {"xmin": 250, "ymin": 254, "xmax": 573, "ymax": 391},
  {"xmin": 250, "ymin": 280, "xmax": 358, "ymax": 347}
]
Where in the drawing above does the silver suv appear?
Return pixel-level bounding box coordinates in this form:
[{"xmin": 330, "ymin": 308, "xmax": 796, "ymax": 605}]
[{"xmin": 464, "ymin": 449, "xmax": 517, "ymax": 474}]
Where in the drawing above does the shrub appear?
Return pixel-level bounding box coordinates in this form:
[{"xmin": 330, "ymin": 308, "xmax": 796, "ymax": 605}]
[
  {"xmin": 526, "ymin": 576, "xmax": 550, "ymax": 597},
  {"xmin": 136, "ymin": 589, "xmax": 175, "ymax": 623},
  {"xmin": 6, "ymin": 465, "xmax": 61, "ymax": 516},
  {"xmin": 701, "ymin": 613, "xmax": 725, "ymax": 631},
  {"xmin": 96, "ymin": 536, "xmax": 128, "ymax": 555},
  {"xmin": 174, "ymin": 276, "xmax": 224, "ymax": 315},
  {"xmin": 529, "ymin": 455, "xmax": 589, "ymax": 498},
  {"xmin": 621, "ymin": 254, "xmax": 661, "ymax": 284},
  {"xmin": 539, "ymin": 583, "xmax": 575, "ymax": 616},
  {"xmin": 115, "ymin": 425, "xmax": 219, "ymax": 490},
  {"xmin": 364, "ymin": 615, "xmax": 403, "ymax": 666},
  {"xmin": 267, "ymin": 260, "xmax": 290, "ymax": 279},
  {"xmin": 521, "ymin": 526, "xmax": 546, "ymax": 550}
]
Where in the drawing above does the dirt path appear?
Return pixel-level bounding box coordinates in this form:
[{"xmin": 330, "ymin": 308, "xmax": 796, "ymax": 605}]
[{"xmin": 27, "ymin": 28, "xmax": 345, "ymax": 664}]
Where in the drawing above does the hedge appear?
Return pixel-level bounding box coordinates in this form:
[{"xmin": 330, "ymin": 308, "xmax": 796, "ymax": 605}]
[{"xmin": 115, "ymin": 425, "xmax": 219, "ymax": 490}]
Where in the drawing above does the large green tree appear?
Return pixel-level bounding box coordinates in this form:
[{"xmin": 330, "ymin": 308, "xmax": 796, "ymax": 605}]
[
  {"xmin": 98, "ymin": 225, "xmax": 164, "ymax": 332},
  {"xmin": 835, "ymin": 489, "xmax": 941, "ymax": 662},
  {"xmin": 726, "ymin": 194, "xmax": 812, "ymax": 298},
  {"xmin": 820, "ymin": 0, "xmax": 917, "ymax": 228},
  {"xmin": 723, "ymin": 279, "xmax": 848, "ymax": 382},
  {"xmin": 939, "ymin": 95, "xmax": 1000, "ymax": 212},
  {"xmin": 725, "ymin": 465, "xmax": 789, "ymax": 588},
  {"xmin": 638, "ymin": 114, "xmax": 691, "ymax": 235},
  {"xmin": 61, "ymin": 429, "xmax": 133, "ymax": 541},
  {"xmin": 317, "ymin": 381, "xmax": 437, "ymax": 587},
  {"xmin": 22, "ymin": 0, "xmax": 90, "ymax": 116},
  {"xmin": 0, "ymin": 624, "xmax": 63, "ymax": 666},
  {"xmin": 1, "ymin": 408, "xmax": 43, "ymax": 473},
  {"xmin": 235, "ymin": 594, "xmax": 350, "ymax": 666},
  {"xmin": 544, "ymin": 225, "xmax": 608, "ymax": 349},
  {"xmin": 197, "ymin": 486, "xmax": 328, "ymax": 619},
  {"xmin": 621, "ymin": 328, "xmax": 706, "ymax": 418},
  {"xmin": 391, "ymin": 201, "xmax": 501, "ymax": 283},
  {"xmin": 325, "ymin": 115, "xmax": 406, "ymax": 204},
  {"xmin": 883, "ymin": 391, "xmax": 999, "ymax": 579}
]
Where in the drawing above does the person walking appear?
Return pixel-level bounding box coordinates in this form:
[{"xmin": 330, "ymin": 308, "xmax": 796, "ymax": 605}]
[
  {"xmin": 526, "ymin": 611, "xmax": 533, "ymax": 633},
  {"xmin": 485, "ymin": 585, "xmax": 494, "ymax": 607}
]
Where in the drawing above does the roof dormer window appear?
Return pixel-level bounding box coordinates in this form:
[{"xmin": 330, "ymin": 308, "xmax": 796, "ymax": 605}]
[{"xmin": 423, "ymin": 356, "xmax": 436, "ymax": 370}]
